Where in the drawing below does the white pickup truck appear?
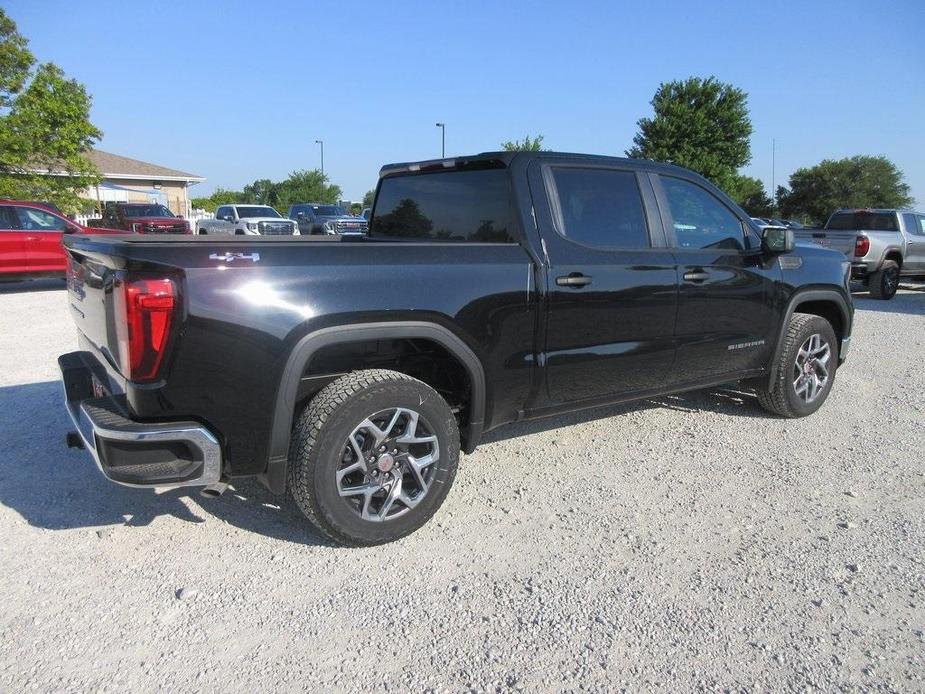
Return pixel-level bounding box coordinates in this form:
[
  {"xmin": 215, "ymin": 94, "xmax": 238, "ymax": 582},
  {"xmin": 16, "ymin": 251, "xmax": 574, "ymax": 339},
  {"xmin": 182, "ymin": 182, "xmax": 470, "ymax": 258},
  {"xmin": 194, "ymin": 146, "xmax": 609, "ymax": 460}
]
[
  {"xmin": 794, "ymin": 208, "xmax": 925, "ymax": 299},
  {"xmin": 196, "ymin": 204, "xmax": 298, "ymax": 236}
]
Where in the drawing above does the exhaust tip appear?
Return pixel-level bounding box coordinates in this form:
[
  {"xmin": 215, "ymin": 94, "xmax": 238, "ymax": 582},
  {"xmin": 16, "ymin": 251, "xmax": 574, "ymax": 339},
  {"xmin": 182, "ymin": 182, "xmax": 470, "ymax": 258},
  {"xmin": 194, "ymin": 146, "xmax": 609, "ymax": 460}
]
[
  {"xmin": 200, "ymin": 482, "xmax": 229, "ymax": 498},
  {"xmin": 66, "ymin": 431, "xmax": 85, "ymax": 450}
]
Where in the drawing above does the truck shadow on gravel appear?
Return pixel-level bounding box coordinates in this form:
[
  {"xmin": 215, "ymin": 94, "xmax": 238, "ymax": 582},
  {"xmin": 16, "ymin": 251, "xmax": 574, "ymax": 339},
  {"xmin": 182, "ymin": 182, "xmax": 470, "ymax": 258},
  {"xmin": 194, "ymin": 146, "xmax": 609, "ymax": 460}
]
[
  {"xmin": 481, "ymin": 385, "xmax": 768, "ymax": 444},
  {"xmin": 851, "ymin": 283, "xmax": 925, "ymax": 316},
  {"xmin": 0, "ymin": 380, "xmax": 333, "ymax": 546}
]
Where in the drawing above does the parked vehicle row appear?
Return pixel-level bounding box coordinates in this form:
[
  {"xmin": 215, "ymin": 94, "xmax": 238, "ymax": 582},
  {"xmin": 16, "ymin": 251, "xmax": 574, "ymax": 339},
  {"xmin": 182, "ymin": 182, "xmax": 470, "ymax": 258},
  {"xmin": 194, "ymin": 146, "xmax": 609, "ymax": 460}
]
[
  {"xmin": 196, "ymin": 203, "xmax": 368, "ymax": 236},
  {"xmin": 59, "ymin": 150, "xmax": 854, "ymax": 546},
  {"xmin": 793, "ymin": 208, "xmax": 925, "ymax": 299}
]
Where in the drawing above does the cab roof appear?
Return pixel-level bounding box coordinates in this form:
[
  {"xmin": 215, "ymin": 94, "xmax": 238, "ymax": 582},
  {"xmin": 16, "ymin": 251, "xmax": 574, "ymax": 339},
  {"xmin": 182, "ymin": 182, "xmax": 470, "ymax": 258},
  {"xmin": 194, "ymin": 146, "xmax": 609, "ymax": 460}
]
[{"xmin": 379, "ymin": 150, "xmax": 696, "ymax": 179}]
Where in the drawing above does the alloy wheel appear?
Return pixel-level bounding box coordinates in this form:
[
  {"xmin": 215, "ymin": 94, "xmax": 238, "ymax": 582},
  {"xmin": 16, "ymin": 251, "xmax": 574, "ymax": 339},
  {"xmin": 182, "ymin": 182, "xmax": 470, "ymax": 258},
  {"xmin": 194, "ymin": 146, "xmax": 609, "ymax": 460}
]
[
  {"xmin": 335, "ymin": 408, "xmax": 439, "ymax": 522},
  {"xmin": 792, "ymin": 333, "xmax": 831, "ymax": 404}
]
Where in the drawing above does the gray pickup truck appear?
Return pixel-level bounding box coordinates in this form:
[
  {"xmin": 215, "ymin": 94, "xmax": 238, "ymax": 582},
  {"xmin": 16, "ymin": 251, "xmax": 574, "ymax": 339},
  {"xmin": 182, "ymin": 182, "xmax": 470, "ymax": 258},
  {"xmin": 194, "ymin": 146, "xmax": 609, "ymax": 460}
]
[{"xmin": 794, "ymin": 209, "xmax": 925, "ymax": 299}]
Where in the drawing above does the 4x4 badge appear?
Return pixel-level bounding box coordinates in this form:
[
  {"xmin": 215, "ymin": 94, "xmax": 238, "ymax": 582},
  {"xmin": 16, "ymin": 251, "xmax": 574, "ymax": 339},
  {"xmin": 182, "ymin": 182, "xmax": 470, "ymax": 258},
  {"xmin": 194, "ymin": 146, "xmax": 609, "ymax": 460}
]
[{"xmin": 209, "ymin": 252, "xmax": 260, "ymax": 263}]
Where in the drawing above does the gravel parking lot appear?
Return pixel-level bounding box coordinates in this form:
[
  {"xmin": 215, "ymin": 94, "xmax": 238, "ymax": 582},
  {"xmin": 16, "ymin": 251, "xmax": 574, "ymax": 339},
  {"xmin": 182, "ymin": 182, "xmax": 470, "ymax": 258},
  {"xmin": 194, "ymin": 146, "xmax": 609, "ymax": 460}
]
[{"xmin": 0, "ymin": 278, "xmax": 923, "ymax": 691}]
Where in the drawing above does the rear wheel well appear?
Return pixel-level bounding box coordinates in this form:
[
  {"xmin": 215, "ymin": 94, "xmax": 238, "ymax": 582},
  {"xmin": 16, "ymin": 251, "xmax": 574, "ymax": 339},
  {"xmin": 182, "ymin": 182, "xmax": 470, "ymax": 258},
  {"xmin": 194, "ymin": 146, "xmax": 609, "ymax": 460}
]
[
  {"xmin": 297, "ymin": 337, "xmax": 472, "ymax": 426},
  {"xmin": 884, "ymin": 251, "xmax": 903, "ymax": 268}
]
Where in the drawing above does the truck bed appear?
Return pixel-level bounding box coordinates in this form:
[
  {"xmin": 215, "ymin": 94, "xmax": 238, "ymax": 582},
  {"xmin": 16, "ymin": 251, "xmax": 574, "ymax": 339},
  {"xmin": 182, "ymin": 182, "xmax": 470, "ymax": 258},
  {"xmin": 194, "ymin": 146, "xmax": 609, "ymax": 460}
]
[{"xmin": 793, "ymin": 229, "xmax": 856, "ymax": 256}]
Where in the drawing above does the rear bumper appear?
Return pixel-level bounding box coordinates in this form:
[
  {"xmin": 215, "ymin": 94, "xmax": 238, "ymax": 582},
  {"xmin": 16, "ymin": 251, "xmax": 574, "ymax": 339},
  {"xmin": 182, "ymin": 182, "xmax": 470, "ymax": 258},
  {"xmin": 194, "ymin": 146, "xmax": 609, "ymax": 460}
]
[{"xmin": 59, "ymin": 351, "xmax": 222, "ymax": 488}]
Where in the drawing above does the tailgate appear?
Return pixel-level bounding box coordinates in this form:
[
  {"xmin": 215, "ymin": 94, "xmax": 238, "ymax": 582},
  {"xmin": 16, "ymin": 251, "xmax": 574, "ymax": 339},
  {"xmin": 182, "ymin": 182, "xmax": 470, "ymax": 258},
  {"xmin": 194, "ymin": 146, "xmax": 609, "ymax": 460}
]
[
  {"xmin": 65, "ymin": 244, "xmax": 124, "ymax": 374},
  {"xmin": 793, "ymin": 229, "xmax": 856, "ymax": 257}
]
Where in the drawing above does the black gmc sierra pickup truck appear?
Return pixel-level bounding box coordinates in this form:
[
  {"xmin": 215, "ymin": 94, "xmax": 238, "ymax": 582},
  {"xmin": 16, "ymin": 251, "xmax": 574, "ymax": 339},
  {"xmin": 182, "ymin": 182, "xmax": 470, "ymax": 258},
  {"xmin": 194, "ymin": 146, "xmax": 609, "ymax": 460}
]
[{"xmin": 59, "ymin": 152, "xmax": 853, "ymax": 545}]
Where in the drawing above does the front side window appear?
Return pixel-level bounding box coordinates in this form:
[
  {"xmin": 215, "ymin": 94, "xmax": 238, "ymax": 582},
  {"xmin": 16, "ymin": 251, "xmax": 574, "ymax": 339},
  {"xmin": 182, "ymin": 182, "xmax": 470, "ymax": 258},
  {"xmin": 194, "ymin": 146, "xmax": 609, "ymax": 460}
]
[
  {"xmin": 917, "ymin": 215, "xmax": 925, "ymax": 235},
  {"xmin": 371, "ymin": 168, "xmax": 515, "ymax": 243},
  {"xmin": 550, "ymin": 168, "xmax": 649, "ymax": 249},
  {"xmin": 661, "ymin": 177, "xmax": 744, "ymax": 250},
  {"xmin": 14, "ymin": 206, "xmax": 67, "ymax": 232}
]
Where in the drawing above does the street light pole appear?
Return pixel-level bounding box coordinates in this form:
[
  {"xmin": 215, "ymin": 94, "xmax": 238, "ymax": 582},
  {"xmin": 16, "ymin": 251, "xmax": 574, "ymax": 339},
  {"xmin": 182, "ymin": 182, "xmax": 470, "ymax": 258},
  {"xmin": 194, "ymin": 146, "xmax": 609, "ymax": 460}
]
[
  {"xmin": 315, "ymin": 139, "xmax": 324, "ymax": 177},
  {"xmin": 435, "ymin": 122, "xmax": 445, "ymax": 158}
]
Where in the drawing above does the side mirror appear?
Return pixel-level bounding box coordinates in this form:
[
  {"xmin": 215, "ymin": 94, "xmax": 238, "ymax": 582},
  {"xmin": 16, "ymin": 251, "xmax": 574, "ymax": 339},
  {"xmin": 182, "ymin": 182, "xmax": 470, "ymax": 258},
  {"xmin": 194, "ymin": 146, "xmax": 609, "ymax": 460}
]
[
  {"xmin": 761, "ymin": 226, "xmax": 794, "ymax": 254},
  {"xmin": 222, "ymin": 214, "xmax": 234, "ymax": 222},
  {"xmin": 64, "ymin": 223, "xmax": 79, "ymax": 234}
]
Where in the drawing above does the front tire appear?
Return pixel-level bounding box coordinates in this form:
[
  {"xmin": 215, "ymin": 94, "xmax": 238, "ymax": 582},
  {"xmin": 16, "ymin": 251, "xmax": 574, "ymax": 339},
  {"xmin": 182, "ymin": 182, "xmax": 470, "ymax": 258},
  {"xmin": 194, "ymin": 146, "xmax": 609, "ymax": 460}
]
[
  {"xmin": 869, "ymin": 260, "xmax": 899, "ymax": 300},
  {"xmin": 756, "ymin": 313, "xmax": 838, "ymax": 418},
  {"xmin": 288, "ymin": 369, "xmax": 460, "ymax": 546}
]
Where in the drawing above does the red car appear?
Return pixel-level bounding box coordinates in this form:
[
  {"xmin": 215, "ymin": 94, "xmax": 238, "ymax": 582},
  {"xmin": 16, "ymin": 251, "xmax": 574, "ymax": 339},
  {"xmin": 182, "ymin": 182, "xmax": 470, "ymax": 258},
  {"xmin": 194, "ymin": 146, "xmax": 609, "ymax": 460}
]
[{"xmin": 0, "ymin": 201, "xmax": 124, "ymax": 280}]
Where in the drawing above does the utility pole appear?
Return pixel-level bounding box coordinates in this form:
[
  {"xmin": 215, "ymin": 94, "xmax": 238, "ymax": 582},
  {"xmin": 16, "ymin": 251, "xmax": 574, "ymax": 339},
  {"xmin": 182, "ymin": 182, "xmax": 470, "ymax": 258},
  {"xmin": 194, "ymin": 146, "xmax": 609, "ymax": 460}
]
[
  {"xmin": 771, "ymin": 138, "xmax": 776, "ymax": 211},
  {"xmin": 315, "ymin": 139, "xmax": 324, "ymax": 177},
  {"xmin": 435, "ymin": 122, "xmax": 445, "ymax": 158}
]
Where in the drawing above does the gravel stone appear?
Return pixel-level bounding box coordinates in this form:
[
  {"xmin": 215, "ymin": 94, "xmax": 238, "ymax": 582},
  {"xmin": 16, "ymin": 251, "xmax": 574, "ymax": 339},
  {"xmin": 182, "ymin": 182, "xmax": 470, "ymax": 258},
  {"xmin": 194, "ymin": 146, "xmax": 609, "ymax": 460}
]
[{"xmin": 0, "ymin": 278, "xmax": 923, "ymax": 691}]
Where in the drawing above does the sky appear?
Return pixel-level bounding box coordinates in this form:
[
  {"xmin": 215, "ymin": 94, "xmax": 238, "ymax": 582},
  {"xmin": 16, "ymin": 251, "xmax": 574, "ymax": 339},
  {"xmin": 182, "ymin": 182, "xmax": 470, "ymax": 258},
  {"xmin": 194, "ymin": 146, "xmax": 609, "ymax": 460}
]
[{"xmin": 5, "ymin": 0, "xmax": 924, "ymax": 205}]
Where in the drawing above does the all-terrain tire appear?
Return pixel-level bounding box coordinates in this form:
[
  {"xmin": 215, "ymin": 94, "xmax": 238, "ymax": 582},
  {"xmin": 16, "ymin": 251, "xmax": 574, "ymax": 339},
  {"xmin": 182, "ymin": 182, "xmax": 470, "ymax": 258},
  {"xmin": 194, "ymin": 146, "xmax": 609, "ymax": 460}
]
[
  {"xmin": 756, "ymin": 313, "xmax": 838, "ymax": 418},
  {"xmin": 287, "ymin": 369, "xmax": 460, "ymax": 546},
  {"xmin": 868, "ymin": 260, "xmax": 899, "ymax": 300}
]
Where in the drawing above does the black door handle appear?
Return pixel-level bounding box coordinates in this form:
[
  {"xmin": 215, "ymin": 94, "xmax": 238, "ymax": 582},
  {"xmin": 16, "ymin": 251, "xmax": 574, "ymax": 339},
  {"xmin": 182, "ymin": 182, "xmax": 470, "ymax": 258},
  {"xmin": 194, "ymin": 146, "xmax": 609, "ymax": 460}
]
[
  {"xmin": 556, "ymin": 273, "xmax": 592, "ymax": 287},
  {"xmin": 683, "ymin": 270, "xmax": 710, "ymax": 283}
]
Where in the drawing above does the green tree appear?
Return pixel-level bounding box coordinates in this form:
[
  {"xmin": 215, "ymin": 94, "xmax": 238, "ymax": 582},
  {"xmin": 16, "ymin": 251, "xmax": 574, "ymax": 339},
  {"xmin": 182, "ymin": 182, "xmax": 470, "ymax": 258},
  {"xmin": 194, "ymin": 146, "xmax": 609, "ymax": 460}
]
[
  {"xmin": 362, "ymin": 189, "xmax": 375, "ymax": 208},
  {"xmin": 273, "ymin": 169, "xmax": 341, "ymax": 210},
  {"xmin": 778, "ymin": 155, "xmax": 913, "ymax": 225},
  {"xmin": 0, "ymin": 10, "xmax": 101, "ymax": 212},
  {"xmin": 627, "ymin": 76, "xmax": 752, "ymax": 193},
  {"xmin": 501, "ymin": 134, "xmax": 546, "ymax": 151},
  {"xmin": 0, "ymin": 9, "xmax": 33, "ymax": 108},
  {"xmin": 191, "ymin": 187, "xmax": 246, "ymax": 212},
  {"xmin": 242, "ymin": 178, "xmax": 277, "ymax": 205},
  {"xmin": 727, "ymin": 175, "xmax": 774, "ymax": 217}
]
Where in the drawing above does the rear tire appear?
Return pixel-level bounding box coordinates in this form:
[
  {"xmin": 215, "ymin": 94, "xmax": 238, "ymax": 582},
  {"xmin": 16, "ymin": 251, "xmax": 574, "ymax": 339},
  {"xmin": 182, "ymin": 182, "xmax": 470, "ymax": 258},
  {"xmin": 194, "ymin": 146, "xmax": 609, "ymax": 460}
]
[
  {"xmin": 287, "ymin": 369, "xmax": 460, "ymax": 546},
  {"xmin": 868, "ymin": 260, "xmax": 899, "ymax": 300},
  {"xmin": 756, "ymin": 313, "xmax": 838, "ymax": 418}
]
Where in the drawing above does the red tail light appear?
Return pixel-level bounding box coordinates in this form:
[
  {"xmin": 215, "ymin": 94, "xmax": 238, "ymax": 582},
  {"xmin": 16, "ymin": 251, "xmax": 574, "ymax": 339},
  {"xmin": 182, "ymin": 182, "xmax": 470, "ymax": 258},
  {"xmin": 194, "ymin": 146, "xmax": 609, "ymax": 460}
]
[
  {"xmin": 854, "ymin": 235, "xmax": 870, "ymax": 257},
  {"xmin": 115, "ymin": 277, "xmax": 177, "ymax": 382}
]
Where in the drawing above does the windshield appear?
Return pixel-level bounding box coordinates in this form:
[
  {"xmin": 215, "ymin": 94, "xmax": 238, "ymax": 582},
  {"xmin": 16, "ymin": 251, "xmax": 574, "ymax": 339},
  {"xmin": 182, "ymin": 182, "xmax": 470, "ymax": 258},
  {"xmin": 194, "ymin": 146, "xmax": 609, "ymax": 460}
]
[
  {"xmin": 312, "ymin": 205, "xmax": 347, "ymax": 216},
  {"xmin": 121, "ymin": 204, "xmax": 175, "ymax": 218},
  {"xmin": 236, "ymin": 206, "xmax": 280, "ymax": 218},
  {"xmin": 827, "ymin": 211, "xmax": 898, "ymax": 231}
]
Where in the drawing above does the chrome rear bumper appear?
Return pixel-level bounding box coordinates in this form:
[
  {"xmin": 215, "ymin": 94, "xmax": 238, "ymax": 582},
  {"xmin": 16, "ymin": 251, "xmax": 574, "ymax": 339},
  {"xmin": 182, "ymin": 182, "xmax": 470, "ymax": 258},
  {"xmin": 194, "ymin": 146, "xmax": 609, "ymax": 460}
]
[{"xmin": 59, "ymin": 351, "xmax": 222, "ymax": 488}]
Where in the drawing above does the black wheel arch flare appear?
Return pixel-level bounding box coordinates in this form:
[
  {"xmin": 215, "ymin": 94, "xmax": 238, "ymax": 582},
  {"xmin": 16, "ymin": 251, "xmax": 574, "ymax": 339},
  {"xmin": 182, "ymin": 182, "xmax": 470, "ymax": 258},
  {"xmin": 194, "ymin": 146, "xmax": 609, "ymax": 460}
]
[{"xmin": 262, "ymin": 321, "xmax": 486, "ymax": 494}]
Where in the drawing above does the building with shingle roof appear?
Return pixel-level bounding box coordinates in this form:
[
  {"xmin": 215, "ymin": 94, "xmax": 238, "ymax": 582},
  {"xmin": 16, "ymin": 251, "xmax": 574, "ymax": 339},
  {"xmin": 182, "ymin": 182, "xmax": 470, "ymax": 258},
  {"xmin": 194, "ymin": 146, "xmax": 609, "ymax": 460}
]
[{"xmin": 80, "ymin": 150, "xmax": 204, "ymax": 217}]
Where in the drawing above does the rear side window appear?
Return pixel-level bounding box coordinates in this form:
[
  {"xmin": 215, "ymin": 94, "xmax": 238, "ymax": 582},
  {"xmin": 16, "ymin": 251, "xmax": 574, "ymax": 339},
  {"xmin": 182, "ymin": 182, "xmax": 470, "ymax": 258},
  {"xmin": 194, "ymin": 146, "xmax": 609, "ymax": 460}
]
[
  {"xmin": 660, "ymin": 176, "xmax": 745, "ymax": 250},
  {"xmin": 371, "ymin": 169, "xmax": 515, "ymax": 242},
  {"xmin": 550, "ymin": 168, "xmax": 650, "ymax": 249},
  {"xmin": 827, "ymin": 212, "xmax": 898, "ymax": 231},
  {"xmin": 0, "ymin": 206, "xmax": 18, "ymax": 230}
]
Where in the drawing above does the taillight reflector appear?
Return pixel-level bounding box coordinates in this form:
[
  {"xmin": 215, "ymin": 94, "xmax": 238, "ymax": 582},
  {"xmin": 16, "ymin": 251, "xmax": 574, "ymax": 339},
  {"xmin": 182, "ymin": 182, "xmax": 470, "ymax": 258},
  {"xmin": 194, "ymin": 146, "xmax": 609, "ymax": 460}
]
[
  {"xmin": 854, "ymin": 235, "xmax": 870, "ymax": 257},
  {"xmin": 116, "ymin": 277, "xmax": 177, "ymax": 382}
]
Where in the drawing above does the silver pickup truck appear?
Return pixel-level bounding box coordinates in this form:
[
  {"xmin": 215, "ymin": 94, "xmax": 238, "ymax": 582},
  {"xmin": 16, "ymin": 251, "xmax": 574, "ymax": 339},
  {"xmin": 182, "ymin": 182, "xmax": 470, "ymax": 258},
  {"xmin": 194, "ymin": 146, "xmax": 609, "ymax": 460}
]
[
  {"xmin": 196, "ymin": 204, "xmax": 297, "ymax": 236},
  {"xmin": 794, "ymin": 209, "xmax": 925, "ymax": 299}
]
